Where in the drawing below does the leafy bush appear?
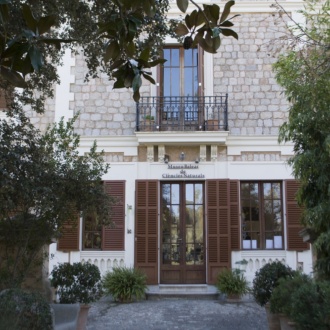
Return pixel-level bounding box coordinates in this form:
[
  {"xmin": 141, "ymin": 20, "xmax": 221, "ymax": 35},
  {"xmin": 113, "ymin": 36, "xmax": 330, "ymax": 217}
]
[
  {"xmin": 50, "ymin": 262, "xmax": 103, "ymax": 304},
  {"xmin": 269, "ymin": 271, "xmax": 311, "ymax": 316},
  {"xmin": 102, "ymin": 267, "xmax": 147, "ymax": 302},
  {"xmin": 216, "ymin": 268, "xmax": 249, "ymax": 297},
  {"xmin": 252, "ymin": 261, "xmax": 293, "ymax": 306},
  {"xmin": 290, "ymin": 280, "xmax": 330, "ymax": 330},
  {"xmin": 0, "ymin": 289, "xmax": 53, "ymax": 330}
]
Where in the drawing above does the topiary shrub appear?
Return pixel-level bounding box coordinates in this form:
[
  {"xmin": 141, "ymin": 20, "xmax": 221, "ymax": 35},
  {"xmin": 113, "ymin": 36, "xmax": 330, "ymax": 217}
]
[
  {"xmin": 50, "ymin": 262, "xmax": 103, "ymax": 304},
  {"xmin": 252, "ymin": 261, "xmax": 293, "ymax": 306},
  {"xmin": 0, "ymin": 288, "xmax": 53, "ymax": 330},
  {"xmin": 102, "ymin": 267, "xmax": 147, "ymax": 303},
  {"xmin": 269, "ymin": 271, "xmax": 311, "ymax": 316},
  {"xmin": 216, "ymin": 268, "xmax": 249, "ymax": 298},
  {"xmin": 290, "ymin": 280, "xmax": 330, "ymax": 330}
]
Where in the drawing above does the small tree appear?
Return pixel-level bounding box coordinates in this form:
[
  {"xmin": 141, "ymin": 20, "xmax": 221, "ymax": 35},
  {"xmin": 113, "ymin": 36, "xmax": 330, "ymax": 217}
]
[
  {"xmin": 0, "ymin": 113, "xmax": 112, "ymax": 289},
  {"xmin": 274, "ymin": 0, "xmax": 330, "ymax": 279}
]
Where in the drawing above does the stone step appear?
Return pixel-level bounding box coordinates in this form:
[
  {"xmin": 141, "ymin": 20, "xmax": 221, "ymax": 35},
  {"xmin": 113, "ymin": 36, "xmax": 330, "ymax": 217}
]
[{"xmin": 146, "ymin": 285, "xmax": 219, "ymax": 300}]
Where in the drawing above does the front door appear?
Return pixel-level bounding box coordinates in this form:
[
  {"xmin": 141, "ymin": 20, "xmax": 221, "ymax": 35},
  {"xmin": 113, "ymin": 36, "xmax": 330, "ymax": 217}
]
[{"xmin": 160, "ymin": 182, "xmax": 205, "ymax": 284}]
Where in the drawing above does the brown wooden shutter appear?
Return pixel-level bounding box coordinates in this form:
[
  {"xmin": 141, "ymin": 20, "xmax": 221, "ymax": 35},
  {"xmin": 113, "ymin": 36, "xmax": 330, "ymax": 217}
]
[
  {"xmin": 206, "ymin": 180, "xmax": 231, "ymax": 284},
  {"xmin": 102, "ymin": 181, "xmax": 125, "ymax": 251},
  {"xmin": 57, "ymin": 215, "xmax": 80, "ymax": 251},
  {"xmin": 0, "ymin": 90, "xmax": 7, "ymax": 109},
  {"xmin": 135, "ymin": 180, "xmax": 158, "ymax": 284},
  {"xmin": 285, "ymin": 180, "xmax": 309, "ymax": 251},
  {"xmin": 230, "ymin": 180, "xmax": 240, "ymax": 250}
]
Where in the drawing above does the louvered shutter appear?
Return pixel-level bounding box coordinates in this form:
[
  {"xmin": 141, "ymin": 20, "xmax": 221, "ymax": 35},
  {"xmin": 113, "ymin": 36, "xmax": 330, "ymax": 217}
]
[
  {"xmin": 285, "ymin": 180, "xmax": 309, "ymax": 251},
  {"xmin": 207, "ymin": 180, "xmax": 231, "ymax": 284},
  {"xmin": 230, "ymin": 180, "xmax": 240, "ymax": 250},
  {"xmin": 57, "ymin": 215, "xmax": 80, "ymax": 251},
  {"xmin": 102, "ymin": 181, "xmax": 125, "ymax": 251},
  {"xmin": 0, "ymin": 90, "xmax": 7, "ymax": 108},
  {"xmin": 135, "ymin": 180, "xmax": 158, "ymax": 285}
]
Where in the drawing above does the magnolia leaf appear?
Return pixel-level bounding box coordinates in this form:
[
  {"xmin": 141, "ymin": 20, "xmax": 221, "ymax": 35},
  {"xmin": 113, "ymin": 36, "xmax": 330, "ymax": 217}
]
[
  {"xmin": 175, "ymin": 22, "xmax": 189, "ymax": 36},
  {"xmin": 29, "ymin": 45, "xmax": 44, "ymax": 72},
  {"xmin": 212, "ymin": 27, "xmax": 220, "ymax": 38},
  {"xmin": 149, "ymin": 58, "xmax": 167, "ymax": 67},
  {"xmin": 0, "ymin": 66, "xmax": 27, "ymax": 88},
  {"xmin": 185, "ymin": 13, "xmax": 192, "ymax": 30},
  {"xmin": 219, "ymin": 20, "xmax": 234, "ymax": 27},
  {"xmin": 125, "ymin": 41, "xmax": 136, "ymax": 58},
  {"xmin": 219, "ymin": 0, "xmax": 235, "ymax": 24},
  {"xmin": 221, "ymin": 28, "xmax": 238, "ymax": 39},
  {"xmin": 139, "ymin": 48, "xmax": 150, "ymax": 62},
  {"xmin": 177, "ymin": 0, "xmax": 188, "ymax": 13},
  {"xmin": 0, "ymin": 2, "xmax": 9, "ymax": 25},
  {"xmin": 38, "ymin": 15, "xmax": 56, "ymax": 35},
  {"xmin": 104, "ymin": 41, "xmax": 120, "ymax": 63},
  {"xmin": 142, "ymin": 72, "xmax": 156, "ymax": 85},
  {"xmin": 113, "ymin": 78, "xmax": 125, "ymax": 89},
  {"xmin": 110, "ymin": 59, "xmax": 125, "ymax": 70},
  {"xmin": 133, "ymin": 89, "xmax": 140, "ymax": 102},
  {"xmin": 22, "ymin": 4, "xmax": 37, "ymax": 33},
  {"xmin": 208, "ymin": 4, "xmax": 220, "ymax": 23},
  {"xmin": 132, "ymin": 73, "xmax": 142, "ymax": 92}
]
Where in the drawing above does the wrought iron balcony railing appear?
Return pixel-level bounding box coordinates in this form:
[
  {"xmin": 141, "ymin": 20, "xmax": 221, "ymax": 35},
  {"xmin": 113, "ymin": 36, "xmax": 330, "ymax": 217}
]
[{"xmin": 136, "ymin": 95, "xmax": 228, "ymax": 132}]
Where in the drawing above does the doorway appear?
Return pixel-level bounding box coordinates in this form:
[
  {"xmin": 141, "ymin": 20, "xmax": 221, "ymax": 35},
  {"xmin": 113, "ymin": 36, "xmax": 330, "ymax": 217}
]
[{"xmin": 160, "ymin": 182, "xmax": 206, "ymax": 284}]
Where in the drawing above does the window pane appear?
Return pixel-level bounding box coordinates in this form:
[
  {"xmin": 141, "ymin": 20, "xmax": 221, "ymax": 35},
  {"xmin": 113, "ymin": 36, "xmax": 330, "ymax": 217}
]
[
  {"xmin": 195, "ymin": 205, "xmax": 203, "ymax": 243},
  {"xmin": 162, "ymin": 184, "xmax": 170, "ymax": 203},
  {"xmin": 184, "ymin": 49, "xmax": 193, "ymax": 66},
  {"xmin": 186, "ymin": 184, "xmax": 194, "ymax": 204},
  {"xmin": 273, "ymin": 183, "xmax": 281, "ymax": 199},
  {"xmin": 263, "ymin": 183, "xmax": 271, "ymax": 198},
  {"xmin": 171, "ymin": 184, "xmax": 180, "ymax": 204},
  {"xmin": 195, "ymin": 184, "xmax": 203, "ymax": 204},
  {"xmin": 171, "ymin": 49, "xmax": 180, "ymax": 66}
]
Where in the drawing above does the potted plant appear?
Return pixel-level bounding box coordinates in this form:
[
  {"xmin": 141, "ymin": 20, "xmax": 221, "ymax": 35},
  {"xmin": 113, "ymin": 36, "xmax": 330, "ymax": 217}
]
[
  {"xmin": 144, "ymin": 115, "xmax": 155, "ymax": 131},
  {"xmin": 270, "ymin": 272, "xmax": 311, "ymax": 330},
  {"xmin": 50, "ymin": 262, "xmax": 103, "ymax": 330},
  {"xmin": 216, "ymin": 268, "xmax": 249, "ymax": 302},
  {"xmin": 252, "ymin": 261, "xmax": 294, "ymax": 330},
  {"xmin": 102, "ymin": 266, "xmax": 147, "ymax": 303}
]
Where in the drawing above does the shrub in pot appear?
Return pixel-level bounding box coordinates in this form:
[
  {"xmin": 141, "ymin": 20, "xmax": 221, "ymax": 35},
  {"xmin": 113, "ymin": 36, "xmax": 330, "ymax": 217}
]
[
  {"xmin": 290, "ymin": 280, "xmax": 330, "ymax": 330},
  {"xmin": 269, "ymin": 271, "xmax": 311, "ymax": 316},
  {"xmin": 252, "ymin": 261, "xmax": 293, "ymax": 306},
  {"xmin": 50, "ymin": 262, "xmax": 103, "ymax": 330},
  {"xmin": 0, "ymin": 288, "xmax": 53, "ymax": 330},
  {"xmin": 50, "ymin": 262, "xmax": 103, "ymax": 304},
  {"xmin": 216, "ymin": 268, "xmax": 249, "ymax": 300},
  {"xmin": 102, "ymin": 267, "xmax": 147, "ymax": 302}
]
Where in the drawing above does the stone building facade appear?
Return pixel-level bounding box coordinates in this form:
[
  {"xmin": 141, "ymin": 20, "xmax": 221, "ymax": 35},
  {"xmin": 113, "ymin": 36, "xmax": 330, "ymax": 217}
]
[{"xmin": 38, "ymin": 0, "xmax": 313, "ymax": 285}]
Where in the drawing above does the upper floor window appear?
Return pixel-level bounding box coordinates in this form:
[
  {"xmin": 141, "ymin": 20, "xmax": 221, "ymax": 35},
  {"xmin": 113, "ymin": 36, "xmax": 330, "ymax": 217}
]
[{"xmin": 241, "ymin": 182, "xmax": 283, "ymax": 250}]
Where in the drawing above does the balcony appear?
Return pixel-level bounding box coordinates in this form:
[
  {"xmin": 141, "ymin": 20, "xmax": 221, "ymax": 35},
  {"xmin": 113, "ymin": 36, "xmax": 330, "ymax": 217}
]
[{"xmin": 136, "ymin": 95, "xmax": 228, "ymax": 132}]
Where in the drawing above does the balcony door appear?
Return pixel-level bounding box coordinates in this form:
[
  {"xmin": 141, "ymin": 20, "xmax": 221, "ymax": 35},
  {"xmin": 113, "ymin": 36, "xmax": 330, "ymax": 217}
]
[
  {"xmin": 160, "ymin": 47, "xmax": 203, "ymax": 130},
  {"xmin": 160, "ymin": 182, "xmax": 205, "ymax": 284}
]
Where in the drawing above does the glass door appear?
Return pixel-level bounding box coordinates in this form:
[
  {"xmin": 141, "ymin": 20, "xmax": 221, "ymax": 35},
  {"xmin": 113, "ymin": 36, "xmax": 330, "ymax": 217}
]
[{"xmin": 160, "ymin": 182, "xmax": 205, "ymax": 284}]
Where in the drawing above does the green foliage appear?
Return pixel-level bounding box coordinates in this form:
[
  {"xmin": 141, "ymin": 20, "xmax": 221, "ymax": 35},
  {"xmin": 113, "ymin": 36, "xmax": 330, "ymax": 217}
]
[
  {"xmin": 102, "ymin": 267, "xmax": 147, "ymax": 303},
  {"xmin": 174, "ymin": 0, "xmax": 239, "ymax": 53},
  {"xmin": 275, "ymin": 0, "xmax": 330, "ymax": 279},
  {"xmin": 252, "ymin": 261, "xmax": 293, "ymax": 306},
  {"xmin": 269, "ymin": 271, "xmax": 312, "ymax": 316},
  {"xmin": 216, "ymin": 268, "xmax": 249, "ymax": 297},
  {"xmin": 0, "ymin": 288, "xmax": 53, "ymax": 330},
  {"xmin": 50, "ymin": 262, "xmax": 103, "ymax": 304},
  {"xmin": 0, "ymin": 114, "xmax": 111, "ymax": 289},
  {"xmin": 290, "ymin": 280, "xmax": 330, "ymax": 330}
]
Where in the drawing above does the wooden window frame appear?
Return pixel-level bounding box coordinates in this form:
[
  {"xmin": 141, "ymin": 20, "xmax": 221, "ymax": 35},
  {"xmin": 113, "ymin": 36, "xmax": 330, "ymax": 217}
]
[{"xmin": 240, "ymin": 181, "xmax": 284, "ymax": 250}]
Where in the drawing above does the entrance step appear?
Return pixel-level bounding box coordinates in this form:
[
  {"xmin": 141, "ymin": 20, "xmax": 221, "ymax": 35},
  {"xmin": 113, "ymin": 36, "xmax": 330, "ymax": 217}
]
[{"xmin": 146, "ymin": 285, "xmax": 219, "ymax": 300}]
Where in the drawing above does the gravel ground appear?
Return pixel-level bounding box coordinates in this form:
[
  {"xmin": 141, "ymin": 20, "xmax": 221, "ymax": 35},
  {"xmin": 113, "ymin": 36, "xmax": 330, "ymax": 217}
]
[{"xmin": 86, "ymin": 295, "xmax": 268, "ymax": 330}]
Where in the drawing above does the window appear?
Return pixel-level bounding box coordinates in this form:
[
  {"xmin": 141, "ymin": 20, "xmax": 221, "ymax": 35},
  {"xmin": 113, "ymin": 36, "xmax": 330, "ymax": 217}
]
[
  {"xmin": 83, "ymin": 213, "xmax": 102, "ymax": 250},
  {"xmin": 241, "ymin": 182, "xmax": 283, "ymax": 250}
]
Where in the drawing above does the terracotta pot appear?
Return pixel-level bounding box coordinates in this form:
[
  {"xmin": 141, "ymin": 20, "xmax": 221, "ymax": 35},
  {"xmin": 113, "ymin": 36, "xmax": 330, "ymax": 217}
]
[
  {"xmin": 77, "ymin": 304, "xmax": 91, "ymax": 330},
  {"xmin": 265, "ymin": 302, "xmax": 281, "ymax": 330}
]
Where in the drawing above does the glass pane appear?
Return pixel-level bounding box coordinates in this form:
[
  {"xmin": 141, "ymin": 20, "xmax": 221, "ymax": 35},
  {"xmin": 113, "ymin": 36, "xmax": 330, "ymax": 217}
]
[
  {"xmin": 170, "ymin": 205, "xmax": 180, "ymax": 224},
  {"xmin": 250, "ymin": 183, "xmax": 259, "ymax": 199},
  {"xmin": 184, "ymin": 49, "xmax": 193, "ymax": 66},
  {"xmin": 170, "ymin": 68, "xmax": 180, "ymax": 96},
  {"xmin": 274, "ymin": 211, "xmax": 282, "ymax": 231},
  {"xmin": 162, "ymin": 244, "xmax": 171, "ymax": 264},
  {"xmin": 162, "ymin": 184, "xmax": 170, "ymax": 203},
  {"xmin": 194, "ymin": 243, "xmax": 203, "ymax": 264},
  {"xmin": 265, "ymin": 232, "xmax": 274, "ymax": 249},
  {"xmin": 84, "ymin": 233, "xmax": 93, "ymax": 249},
  {"xmin": 171, "ymin": 244, "xmax": 180, "ymax": 265},
  {"xmin": 93, "ymin": 233, "xmax": 101, "ymax": 249},
  {"xmin": 186, "ymin": 243, "xmax": 194, "ymax": 265},
  {"xmin": 184, "ymin": 68, "xmax": 193, "ymax": 96},
  {"xmin": 195, "ymin": 205, "xmax": 203, "ymax": 243},
  {"xmin": 250, "ymin": 232, "xmax": 260, "ymax": 249},
  {"xmin": 171, "ymin": 184, "xmax": 180, "ymax": 204},
  {"xmin": 251, "ymin": 203, "xmax": 259, "ymax": 221},
  {"xmin": 171, "ymin": 49, "xmax": 180, "ymax": 67},
  {"xmin": 186, "ymin": 205, "xmax": 194, "ymax": 226},
  {"xmin": 163, "ymin": 69, "xmax": 171, "ymax": 96},
  {"xmin": 273, "ymin": 183, "xmax": 281, "ymax": 198},
  {"xmin": 163, "ymin": 49, "xmax": 171, "ymax": 67},
  {"xmin": 263, "ymin": 183, "xmax": 271, "ymax": 199},
  {"xmin": 265, "ymin": 212, "xmax": 274, "ymax": 231},
  {"xmin": 241, "ymin": 183, "xmax": 250, "ymax": 199},
  {"xmin": 195, "ymin": 184, "xmax": 203, "ymax": 204},
  {"xmin": 186, "ymin": 184, "xmax": 194, "ymax": 204}
]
